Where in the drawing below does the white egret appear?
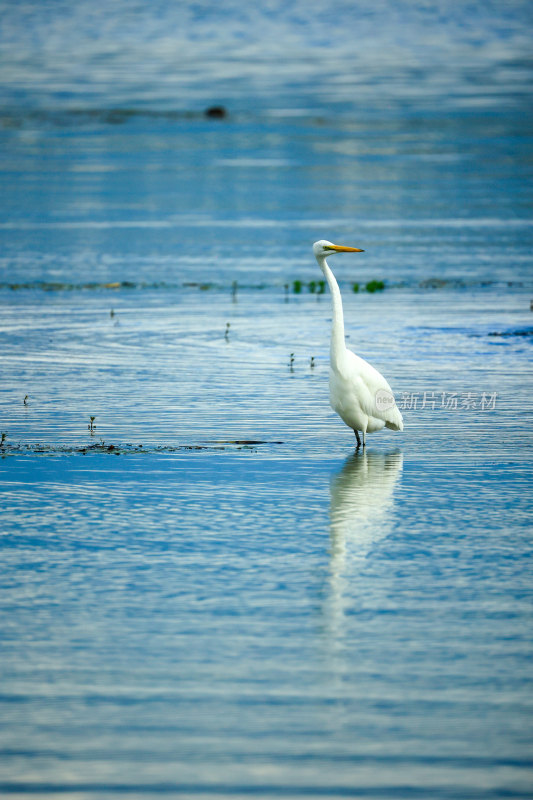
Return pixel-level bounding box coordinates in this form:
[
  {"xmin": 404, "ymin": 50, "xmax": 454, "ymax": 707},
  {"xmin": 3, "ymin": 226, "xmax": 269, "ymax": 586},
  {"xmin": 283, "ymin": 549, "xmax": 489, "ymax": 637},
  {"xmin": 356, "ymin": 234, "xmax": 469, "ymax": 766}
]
[{"xmin": 313, "ymin": 240, "xmax": 403, "ymax": 448}]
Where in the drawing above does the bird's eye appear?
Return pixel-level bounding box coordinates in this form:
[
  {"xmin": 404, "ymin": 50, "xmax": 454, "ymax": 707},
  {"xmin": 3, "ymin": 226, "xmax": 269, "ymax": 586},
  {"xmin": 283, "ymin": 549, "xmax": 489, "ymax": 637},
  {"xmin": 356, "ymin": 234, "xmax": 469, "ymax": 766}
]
[{"xmin": 322, "ymin": 245, "xmax": 329, "ymax": 251}]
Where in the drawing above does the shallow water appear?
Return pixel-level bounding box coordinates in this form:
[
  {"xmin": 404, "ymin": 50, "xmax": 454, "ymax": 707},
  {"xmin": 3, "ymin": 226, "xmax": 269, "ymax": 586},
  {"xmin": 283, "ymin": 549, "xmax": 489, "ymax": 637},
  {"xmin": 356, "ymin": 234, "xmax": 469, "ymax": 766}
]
[{"xmin": 1, "ymin": 2, "xmax": 533, "ymax": 798}]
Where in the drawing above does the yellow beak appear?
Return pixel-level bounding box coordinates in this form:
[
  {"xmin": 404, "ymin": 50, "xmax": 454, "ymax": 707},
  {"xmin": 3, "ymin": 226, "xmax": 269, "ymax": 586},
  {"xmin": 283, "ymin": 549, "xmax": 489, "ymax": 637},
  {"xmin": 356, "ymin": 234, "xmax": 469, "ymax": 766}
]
[{"xmin": 329, "ymin": 244, "xmax": 364, "ymax": 253}]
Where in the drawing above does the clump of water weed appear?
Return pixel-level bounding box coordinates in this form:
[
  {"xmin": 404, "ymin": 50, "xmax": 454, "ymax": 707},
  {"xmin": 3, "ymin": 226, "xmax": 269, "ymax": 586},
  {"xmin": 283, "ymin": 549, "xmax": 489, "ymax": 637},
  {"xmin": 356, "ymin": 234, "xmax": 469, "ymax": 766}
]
[
  {"xmin": 88, "ymin": 416, "xmax": 96, "ymax": 434},
  {"xmin": 292, "ymin": 280, "xmax": 302, "ymax": 294},
  {"xmin": 310, "ymin": 356, "xmax": 315, "ymax": 368},
  {"xmin": 307, "ymin": 280, "xmax": 326, "ymax": 294},
  {"xmin": 0, "ymin": 432, "xmax": 6, "ymax": 448},
  {"xmin": 352, "ymin": 282, "xmax": 360, "ymax": 293},
  {"xmin": 289, "ymin": 353, "xmax": 295, "ymax": 371},
  {"xmin": 366, "ymin": 280, "xmax": 385, "ymax": 293},
  {"xmin": 225, "ymin": 322, "xmax": 231, "ymax": 340}
]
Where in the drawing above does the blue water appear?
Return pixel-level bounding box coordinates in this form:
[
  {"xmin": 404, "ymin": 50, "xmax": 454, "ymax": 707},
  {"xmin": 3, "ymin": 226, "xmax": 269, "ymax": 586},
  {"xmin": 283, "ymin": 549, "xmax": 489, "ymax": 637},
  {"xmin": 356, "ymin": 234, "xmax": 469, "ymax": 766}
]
[{"xmin": 1, "ymin": 2, "xmax": 533, "ymax": 798}]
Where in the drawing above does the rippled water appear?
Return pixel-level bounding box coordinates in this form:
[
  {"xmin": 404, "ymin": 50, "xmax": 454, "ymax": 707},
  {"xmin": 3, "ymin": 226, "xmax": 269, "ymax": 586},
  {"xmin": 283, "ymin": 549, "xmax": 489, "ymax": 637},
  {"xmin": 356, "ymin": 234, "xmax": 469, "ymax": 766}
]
[{"xmin": 1, "ymin": 2, "xmax": 533, "ymax": 798}]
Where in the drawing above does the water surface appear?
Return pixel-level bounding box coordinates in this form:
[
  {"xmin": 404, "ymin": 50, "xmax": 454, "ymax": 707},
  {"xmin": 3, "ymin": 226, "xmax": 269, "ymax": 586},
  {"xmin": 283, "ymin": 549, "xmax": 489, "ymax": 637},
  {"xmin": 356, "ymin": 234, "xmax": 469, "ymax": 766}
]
[{"xmin": 1, "ymin": 1, "xmax": 533, "ymax": 798}]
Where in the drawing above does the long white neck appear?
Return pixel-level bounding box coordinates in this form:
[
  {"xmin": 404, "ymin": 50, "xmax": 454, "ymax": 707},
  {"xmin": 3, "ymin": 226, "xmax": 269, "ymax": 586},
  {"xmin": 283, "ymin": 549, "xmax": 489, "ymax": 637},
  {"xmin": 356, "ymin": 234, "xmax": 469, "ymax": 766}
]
[{"xmin": 317, "ymin": 255, "xmax": 346, "ymax": 367}]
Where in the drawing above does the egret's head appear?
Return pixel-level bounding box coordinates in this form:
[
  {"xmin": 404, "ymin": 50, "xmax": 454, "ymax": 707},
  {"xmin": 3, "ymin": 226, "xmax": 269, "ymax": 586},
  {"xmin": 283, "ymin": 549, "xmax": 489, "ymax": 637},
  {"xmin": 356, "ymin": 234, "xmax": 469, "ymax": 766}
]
[{"xmin": 313, "ymin": 240, "xmax": 364, "ymax": 259}]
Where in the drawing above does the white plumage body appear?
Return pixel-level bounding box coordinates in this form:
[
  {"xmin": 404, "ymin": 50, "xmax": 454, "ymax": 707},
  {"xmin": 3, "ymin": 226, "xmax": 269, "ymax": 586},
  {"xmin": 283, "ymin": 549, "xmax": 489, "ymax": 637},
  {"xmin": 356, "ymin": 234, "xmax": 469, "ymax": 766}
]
[
  {"xmin": 329, "ymin": 349, "xmax": 403, "ymax": 434},
  {"xmin": 313, "ymin": 239, "xmax": 403, "ymax": 446}
]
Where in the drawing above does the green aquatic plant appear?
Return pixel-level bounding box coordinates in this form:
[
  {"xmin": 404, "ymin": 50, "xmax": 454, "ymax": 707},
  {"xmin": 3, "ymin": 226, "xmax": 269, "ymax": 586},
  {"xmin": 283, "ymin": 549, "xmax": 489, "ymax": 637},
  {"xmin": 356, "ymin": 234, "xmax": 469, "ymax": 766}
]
[
  {"xmin": 292, "ymin": 280, "xmax": 302, "ymax": 294},
  {"xmin": 225, "ymin": 322, "xmax": 231, "ymax": 340},
  {"xmin": 289, "ymin": 353, "xmax": 295, "ymax": 371},
  {"xmin": 88, "ymin": 416, "xmax": 96, "ymax": 433},
  {"xmin": 0, "ymin": 432, "xmax": 6, "ymax": 448},
  {"xmin": 352, "ymin": 282, "xmax": 360, "ymax": 293},
  {"xmin": 309, "ymin": 280, "xmax": 316, "ymax": 293},
  {"xmin": 310, "ymin": 356, "xmax": 315, "ymax": 368},
  {"xmin": 23, "ymin": 395, "xmax": 29, "ymax": 405},
  {"xmin": 366, "ymin": 279, "xmax": 385, "ymax": 293}
]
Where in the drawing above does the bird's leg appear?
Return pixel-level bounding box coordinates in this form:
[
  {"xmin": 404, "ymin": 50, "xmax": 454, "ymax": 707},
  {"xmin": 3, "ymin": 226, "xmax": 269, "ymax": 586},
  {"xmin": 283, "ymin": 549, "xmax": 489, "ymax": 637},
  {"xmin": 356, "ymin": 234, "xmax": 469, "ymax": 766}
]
[
  {"xmin": 354, "ymin": 430, "xmax": 361, "ymax": 449},
  {"xmin": 362, "ymin": 431, "xmax": 366, "ymax": 448}
]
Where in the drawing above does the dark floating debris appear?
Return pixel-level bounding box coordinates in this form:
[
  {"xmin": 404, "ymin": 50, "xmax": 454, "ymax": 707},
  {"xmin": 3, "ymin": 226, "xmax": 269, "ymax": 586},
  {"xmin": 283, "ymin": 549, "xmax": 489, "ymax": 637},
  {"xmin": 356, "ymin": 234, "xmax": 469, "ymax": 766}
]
[
  {"xmin": 0, "ymin": 440, "xmax": 283, "ymax": 458},
  {"xmin": 206, "ymin": 440, "xmax": 283, "ymax": 445},
  {"xmin": 5, "ymin": 280, "xmax": 156, "ymax": 292},
  {"xmin": 417, "ymin": 277, "xmax": 487, "ymax": 290},
  {"xmin": 205, "ymin": 105, "xmax": 227, "ymax": 119},
  {"xmin": 419, "ymin": 278, "xmax": 451, "ymax": 289},
  {"xmin": 2, "ymin": 108, "xmax": 231, "ymax": 129},
  {"xmin": 488, "ymin": 328, "xmax": 533, "ymax": 338}
]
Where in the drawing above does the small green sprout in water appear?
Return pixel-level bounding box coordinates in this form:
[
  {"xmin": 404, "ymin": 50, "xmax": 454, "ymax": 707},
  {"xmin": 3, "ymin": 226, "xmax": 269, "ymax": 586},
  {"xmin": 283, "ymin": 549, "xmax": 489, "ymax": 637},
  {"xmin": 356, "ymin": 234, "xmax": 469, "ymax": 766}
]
[
  {"xmin": 88, "ymin": 416, "xmax": 96, "ymax": 433},
  {"xmin": 310, "ymin": 356, "xmax": 315, "ymax": 369},
  {"xmin": 0, "ymin": 432, "xmax": 6, "ymax": 448},
  {"xmin": 23, "ymin": 395, "xmax": 29, "ymax": 405},
  {"xmin": 352, "ymin": 282, "xmax": 360, "ymax": 293},
  {"xmin": 225, "ymin": 322, "xmax": 231, "ymax": 340},
  {"xmin": 317, "ymin": 280, "xmax": 326, "ymax": 294},
  {"xmin": 366, "ymin": 279, "xmax": 385, "ymax": 293},
  {"xmin": 309, "ymin": 280, "xmax": 316, "ymax": 294},
  {"xmin": 292, "ymin": 280, "xmax": 302, "ymax": 294},
  {"xmin": 289, "ymin": 353, "xmax": 295, "ymax": 371},
  {"xmin": 110, "ymin": 308, "xmax": 115, "ymax": 318}
]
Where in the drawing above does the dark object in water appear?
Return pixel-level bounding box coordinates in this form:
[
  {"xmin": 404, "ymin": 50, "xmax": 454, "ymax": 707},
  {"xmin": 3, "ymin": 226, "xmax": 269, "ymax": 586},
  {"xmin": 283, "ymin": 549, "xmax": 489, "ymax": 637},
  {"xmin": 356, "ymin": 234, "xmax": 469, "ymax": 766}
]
[
  {"xmin": 0, "ymin": 440, "xmax": 284, "ymax": 457},
  {"xmin": 488, "ymin": 328, "xmax": 533, "ymax": 338},
  {"xmin": 205, "ymin": 106, "xmax": 227, "ymax": 119}
]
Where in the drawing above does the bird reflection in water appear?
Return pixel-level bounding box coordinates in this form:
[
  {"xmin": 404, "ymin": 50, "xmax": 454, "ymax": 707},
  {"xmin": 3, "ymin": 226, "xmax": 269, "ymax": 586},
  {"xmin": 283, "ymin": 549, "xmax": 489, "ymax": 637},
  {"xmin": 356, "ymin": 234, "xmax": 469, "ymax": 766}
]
[{"xmin": 325, "ymin": 450, "xmax": 403, "ymax": 638}]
